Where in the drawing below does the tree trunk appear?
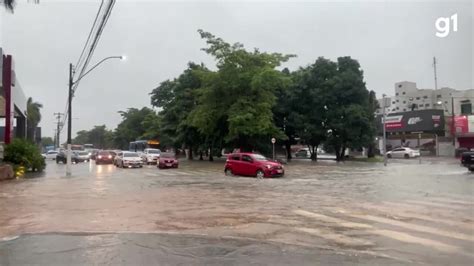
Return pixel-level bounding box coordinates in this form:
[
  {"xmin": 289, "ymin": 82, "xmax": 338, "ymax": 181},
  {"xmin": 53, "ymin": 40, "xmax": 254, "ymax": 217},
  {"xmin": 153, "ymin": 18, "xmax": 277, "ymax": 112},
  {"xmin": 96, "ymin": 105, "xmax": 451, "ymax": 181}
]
[
  {"xmin": 367, "ymin": 143, "xmax": 375, "ymax": 158},
  {"xmin": 188, "ymin": 145, "xmax": 193, "ymax": 160},
  {"xmin": 310, "ymin": 145, "xmax": 318, "ymax": 161},
  {"xmin": 209, "ymin": 145, "xmax": 214, "ymax": 161},
  {"xmin": 340, "ymin": 146, "xmax": 347, "ymax": 161},
  {"xmin": 199, "ymin": 151, "xmax": 203, "ymax": 160},
  {"xmin": 335, "ymin": 145, "xmax": 341, "ymax": 161},
  {"xmin": 285, "ymin": 141, "xmax": 292, "ymax": 161}
]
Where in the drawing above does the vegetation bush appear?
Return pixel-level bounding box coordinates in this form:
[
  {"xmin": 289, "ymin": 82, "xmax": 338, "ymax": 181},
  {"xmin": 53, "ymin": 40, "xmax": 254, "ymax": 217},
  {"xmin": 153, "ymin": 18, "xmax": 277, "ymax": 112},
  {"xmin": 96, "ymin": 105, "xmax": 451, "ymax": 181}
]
[{"xmin": 4, "ymin": 139, "xmax": 45, "ymax": 172}]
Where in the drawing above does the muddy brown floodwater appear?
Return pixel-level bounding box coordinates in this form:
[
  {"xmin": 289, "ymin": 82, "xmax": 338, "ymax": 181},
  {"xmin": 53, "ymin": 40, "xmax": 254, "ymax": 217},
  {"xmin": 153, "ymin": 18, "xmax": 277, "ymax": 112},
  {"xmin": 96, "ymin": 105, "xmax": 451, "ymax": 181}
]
[{"xmin": 0, "ymin": 157, "xmax": 473, "ymax": 265}]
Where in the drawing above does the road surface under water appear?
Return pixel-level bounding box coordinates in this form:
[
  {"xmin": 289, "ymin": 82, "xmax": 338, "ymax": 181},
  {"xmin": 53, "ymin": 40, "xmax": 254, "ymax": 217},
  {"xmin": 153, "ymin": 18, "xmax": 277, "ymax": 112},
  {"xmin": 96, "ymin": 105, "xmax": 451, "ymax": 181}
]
[{"xmin": 0, "ymin": 157, "xmax": 473, "ymax": 265}]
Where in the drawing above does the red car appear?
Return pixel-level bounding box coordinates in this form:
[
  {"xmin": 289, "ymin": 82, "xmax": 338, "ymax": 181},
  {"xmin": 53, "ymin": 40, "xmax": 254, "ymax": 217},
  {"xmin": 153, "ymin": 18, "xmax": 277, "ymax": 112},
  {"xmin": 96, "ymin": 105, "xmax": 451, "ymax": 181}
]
[
  {"xmin": 224, "ymin": 152, "xmax": 284, "ymax": 178},
  {"xmin": 158, "ymin": 153, "xmax": 179, "ymax": 169},
  {"xmin": 96, "ymin": 150, "xmax": 114, "ymax": 165}
]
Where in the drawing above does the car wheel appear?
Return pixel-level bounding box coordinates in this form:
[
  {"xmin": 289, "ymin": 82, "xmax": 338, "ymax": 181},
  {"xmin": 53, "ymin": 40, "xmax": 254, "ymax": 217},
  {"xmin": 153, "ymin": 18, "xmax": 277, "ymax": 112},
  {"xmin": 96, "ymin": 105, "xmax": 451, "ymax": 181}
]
[
  {"xmin": 56, "ymin": 159, "xmax": 60, "ymax": 164},
  {"xmin": 387, "ymin": 154, "xmax": 392, "ymax": 159},
  {"xmin": 224, "ymin": 168, "xmax": 233, "ymax": 176},
  {"xmin": 256, "ymin": 170, "xmax": 265, "ymax": 179},
  {"xmin": 121, "ymin": 162, "xmax": 124, "ymax": 168},
  {"xmin": 404, "ymin": 154, "xmax": 409, "ymax": 159}
]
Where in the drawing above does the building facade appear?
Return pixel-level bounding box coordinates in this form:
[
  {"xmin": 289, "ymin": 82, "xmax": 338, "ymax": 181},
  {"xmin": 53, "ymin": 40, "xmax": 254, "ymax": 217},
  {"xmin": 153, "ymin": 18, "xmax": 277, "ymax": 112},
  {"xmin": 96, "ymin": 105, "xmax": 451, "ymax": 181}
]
[{"xmin": 376, "ymin": 81, "xmax": 474, "ymax": 117}]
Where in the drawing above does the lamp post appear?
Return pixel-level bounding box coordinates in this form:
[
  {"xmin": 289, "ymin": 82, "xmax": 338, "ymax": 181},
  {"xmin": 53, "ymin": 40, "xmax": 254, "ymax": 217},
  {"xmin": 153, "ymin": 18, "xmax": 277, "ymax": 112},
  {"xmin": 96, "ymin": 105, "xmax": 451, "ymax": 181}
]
[{"xmin": 66, "ymin": 55, "xmax": 125, "ymax": 176}]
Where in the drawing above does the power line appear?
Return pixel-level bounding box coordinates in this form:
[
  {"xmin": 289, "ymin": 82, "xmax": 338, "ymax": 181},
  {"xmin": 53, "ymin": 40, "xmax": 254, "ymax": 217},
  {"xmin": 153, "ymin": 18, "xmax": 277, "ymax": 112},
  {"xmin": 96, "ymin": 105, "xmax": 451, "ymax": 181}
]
[
  {"xmin": 74, "ymin": 0, "xmax": 105, "ymax": 74},
  {"xmin": 73, "ymin": 0, "xmax": 116, "ymax": 95}
]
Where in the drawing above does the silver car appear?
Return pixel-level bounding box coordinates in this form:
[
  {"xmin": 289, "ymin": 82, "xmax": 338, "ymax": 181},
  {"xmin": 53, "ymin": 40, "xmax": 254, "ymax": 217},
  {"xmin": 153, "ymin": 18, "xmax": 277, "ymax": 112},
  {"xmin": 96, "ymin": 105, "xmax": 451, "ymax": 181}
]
[
  {"xmin": 76, "ymin": 151, "xmax": 91, "ymax": 162},
  {"xmin": 386, "ymin": 147, "xmax": 421, "ymax": 159},
  {"xmin": 115, "ymin": 152, "xmax": 143, "ymax": 168}
]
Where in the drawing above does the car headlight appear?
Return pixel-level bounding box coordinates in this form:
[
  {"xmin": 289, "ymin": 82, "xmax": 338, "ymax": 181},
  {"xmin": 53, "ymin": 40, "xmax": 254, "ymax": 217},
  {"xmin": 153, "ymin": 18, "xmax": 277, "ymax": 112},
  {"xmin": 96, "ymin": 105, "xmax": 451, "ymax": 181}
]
[
  {"xmin": 108, "ymin": 155, "xmax": 112, "ymax": 159},
  {"xmin": 98, "ymin": 155, "xmax": 102, "ymax": 159}
]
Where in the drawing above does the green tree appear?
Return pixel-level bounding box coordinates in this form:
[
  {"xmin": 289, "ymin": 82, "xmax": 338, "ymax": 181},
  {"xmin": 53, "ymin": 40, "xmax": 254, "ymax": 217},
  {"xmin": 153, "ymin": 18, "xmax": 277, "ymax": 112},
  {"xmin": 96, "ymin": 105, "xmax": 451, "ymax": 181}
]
[
  {"xmin": 324, "ymin": 57, "xmax": 372, "ymax": 161},
  {"xmin": 113, "ymin": 107, "xmax": 156, "ymax": 150},
  {"xmin": 291, "ymin": 58, "xmax": 338, "ymax": 161},
  {"xmin": 151, "ymin": 63, "xmax": 208, "ymax": 159},
  {"xmin": 191, "ymin": 30, "xmax": 294, "ymax": 153},
  {"xmin": 40, "ymin": 137, "xmax": 54, "ymax": 147},
  {"xmin": 26, "ymin": 97, "xmax": 43, "ymax": 143},
  {"xmin": 2, "ymin": 0, "xmax": 14, "ymax": 12},
  {"xmin": 366, "ymin": 90, "xmax": 379, "ymax": 158}
]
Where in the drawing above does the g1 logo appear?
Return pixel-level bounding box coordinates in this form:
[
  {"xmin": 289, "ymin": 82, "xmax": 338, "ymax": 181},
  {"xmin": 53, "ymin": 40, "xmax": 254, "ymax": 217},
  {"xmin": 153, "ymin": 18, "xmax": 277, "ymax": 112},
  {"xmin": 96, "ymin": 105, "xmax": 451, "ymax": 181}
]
[{"xmin": 435, "ymin": 13, "xmax": 458, "ymax": 38}]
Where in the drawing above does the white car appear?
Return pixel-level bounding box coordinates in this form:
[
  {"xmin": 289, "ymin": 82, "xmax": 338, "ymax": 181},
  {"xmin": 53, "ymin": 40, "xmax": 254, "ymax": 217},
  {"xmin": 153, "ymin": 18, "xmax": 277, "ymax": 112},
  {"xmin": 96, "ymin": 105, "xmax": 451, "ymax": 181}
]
[
  {"xmin": 141, "ymin": 148, "xmax": 161, "ymax": 164},
  {"xmin": 115, "ymin": 152, "xmax": 143, "ymax": 168},
  {"xmin": 386, "ymin": 147, "xmax": 420, "ymax": 159},
  {"xmin": 42, "ymin": 150, "xmax": 59, "ymax": 160}
]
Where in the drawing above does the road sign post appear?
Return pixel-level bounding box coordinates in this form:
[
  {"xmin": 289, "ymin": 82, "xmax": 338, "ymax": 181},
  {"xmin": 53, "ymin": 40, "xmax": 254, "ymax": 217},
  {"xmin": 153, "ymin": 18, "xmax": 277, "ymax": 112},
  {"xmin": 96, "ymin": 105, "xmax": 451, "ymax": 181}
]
[{"xmin": 271, "ymin": 138, "xmax": 276, "ymax": 161}]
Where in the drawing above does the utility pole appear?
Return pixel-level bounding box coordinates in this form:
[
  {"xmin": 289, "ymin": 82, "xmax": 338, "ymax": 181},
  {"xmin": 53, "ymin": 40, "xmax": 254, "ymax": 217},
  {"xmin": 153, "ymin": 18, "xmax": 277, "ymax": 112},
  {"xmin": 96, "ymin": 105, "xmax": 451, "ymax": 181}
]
[
  {"xmin": 53, "ymin": 112, "xmax": 64, "ymax": 149},
  {"xmin": 67, "ymin": 63, "xmax": 73, "ymax": 176},
  {"xmin": 433, "ymin": 57, "xmax": 438, "ymax": 91}
]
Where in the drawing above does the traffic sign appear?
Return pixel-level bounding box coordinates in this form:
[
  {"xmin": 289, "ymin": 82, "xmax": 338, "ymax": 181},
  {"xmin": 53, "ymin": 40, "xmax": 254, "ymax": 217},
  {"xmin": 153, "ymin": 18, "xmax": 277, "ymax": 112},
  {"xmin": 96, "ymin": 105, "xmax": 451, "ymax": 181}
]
[{"xmin": 271, "ymin": 138, "xmax": 276, "ymax": 144}]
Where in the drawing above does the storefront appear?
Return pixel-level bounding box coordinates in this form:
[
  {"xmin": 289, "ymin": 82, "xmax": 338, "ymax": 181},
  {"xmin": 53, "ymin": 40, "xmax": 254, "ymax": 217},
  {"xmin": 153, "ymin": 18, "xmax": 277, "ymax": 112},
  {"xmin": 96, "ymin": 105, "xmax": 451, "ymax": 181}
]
[{"xmin": 377, "ymin": 110, "xmax": 445, "ymax": 154}]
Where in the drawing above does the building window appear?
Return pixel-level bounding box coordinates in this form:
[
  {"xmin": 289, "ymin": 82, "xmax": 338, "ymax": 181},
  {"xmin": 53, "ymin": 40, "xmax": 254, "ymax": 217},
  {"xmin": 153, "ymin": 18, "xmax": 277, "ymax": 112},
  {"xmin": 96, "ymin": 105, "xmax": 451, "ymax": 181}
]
[
  {"xmin": 416, "ymin": 97, "xmax": 420, "ymax": 100},
  {"xmin": 396, "ymin": 100, "xmax": 399, "ymax": 102},
  {"xmin": 437, "ymin": 95, "xmax": 441, "ymax": 98},
  {"xmin": 425, "ymin": 103, "xmax": 430, "ymax": 107},
  {"xmin": 398, "ymin": 84, "xmax": 402, "ymax": 88},
  {"xmin": 396, "ymin": 107, "xmax": 399, "ymax": 110},
  {"xmin": 423, "ymin": 95, "xmax": 428, "ymax": 99},
  {"xmin": 396, "ymin": 93, "xmax": 399, "ymax": 96},
  {"xmin": 461, "ymin": 103, "xmax": 472, "ymax": 115},
  {"xmin": 392, "ymin": 101, "xmax": 395, "ymax": 104},
  {"xmin": 403, "ymin": 101, "xmax": 406, "ymax": 104},
  {"xmin": 403, "ymin": 109, "xmax": 406, "ymax": 111},
  {"xmin": 419, "ymin": 104, "xmax": 423, "ymax": 108},
  {"xmin": 409, "ymin": 97, "xmax": 413, "ymax": 101},
  {"xmin": 445, "ymin": 101, "xmax": 448, "ymax": 104},
  {"xmin": 402, "ymin": 92, "xmax": 406, "ymax": 95}
]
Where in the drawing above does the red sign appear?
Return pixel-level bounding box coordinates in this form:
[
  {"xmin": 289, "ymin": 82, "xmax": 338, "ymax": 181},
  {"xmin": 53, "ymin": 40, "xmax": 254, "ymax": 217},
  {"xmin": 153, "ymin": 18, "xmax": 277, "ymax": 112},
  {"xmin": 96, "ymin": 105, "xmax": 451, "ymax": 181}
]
[
  {"xmin": 453, "ymin": 116, "xmax": 468, "ymax": 134},
  {"xmin": 384, "ymin": 115, "xmax": 403, "ymax": 129}
]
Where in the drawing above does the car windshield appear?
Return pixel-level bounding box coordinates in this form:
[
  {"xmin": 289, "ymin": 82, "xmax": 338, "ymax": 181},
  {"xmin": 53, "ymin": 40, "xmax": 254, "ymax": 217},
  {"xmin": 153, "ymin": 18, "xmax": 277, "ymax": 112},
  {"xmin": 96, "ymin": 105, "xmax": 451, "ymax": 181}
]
[
  {"xmin": 78, "ymin": 152, "xmax": 88, "ymax": 155},
  {"xmin": 124, "ymin": 153, "xmax": 139, "ymax": 157},
  {"xmin": 252, "ymin": 154, "xmax": 268, "ymax": 161},
  {"xmin": 148, "ymin": 149, "xmax": 161, "ymax": 154},
  {"xmin": 161, "ymin": 153, "xmax": 174, "ymax": 158}
]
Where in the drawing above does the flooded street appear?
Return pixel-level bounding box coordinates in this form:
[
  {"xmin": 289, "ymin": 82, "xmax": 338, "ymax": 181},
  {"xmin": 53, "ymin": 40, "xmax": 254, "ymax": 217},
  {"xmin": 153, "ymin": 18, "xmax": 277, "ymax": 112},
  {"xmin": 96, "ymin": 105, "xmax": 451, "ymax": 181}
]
[{"xmin": 1, "ymin": 158, "xmax": 473, "ymax": 265}]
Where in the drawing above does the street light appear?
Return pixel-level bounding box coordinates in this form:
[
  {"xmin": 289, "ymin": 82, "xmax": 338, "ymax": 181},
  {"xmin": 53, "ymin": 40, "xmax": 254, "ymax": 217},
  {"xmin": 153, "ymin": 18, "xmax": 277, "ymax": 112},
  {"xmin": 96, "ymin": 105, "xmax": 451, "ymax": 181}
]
[{"xmin": 66, "ymin": 55, "xmax": 125, "ymax": 176}]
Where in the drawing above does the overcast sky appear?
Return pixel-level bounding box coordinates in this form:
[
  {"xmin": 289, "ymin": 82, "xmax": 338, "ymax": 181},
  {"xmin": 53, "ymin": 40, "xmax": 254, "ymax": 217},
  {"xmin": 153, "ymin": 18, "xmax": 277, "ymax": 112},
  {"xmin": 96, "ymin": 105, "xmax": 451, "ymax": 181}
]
[{"xmin": 1, "ymin": 0, "xmax": 472, "ymax": 141}]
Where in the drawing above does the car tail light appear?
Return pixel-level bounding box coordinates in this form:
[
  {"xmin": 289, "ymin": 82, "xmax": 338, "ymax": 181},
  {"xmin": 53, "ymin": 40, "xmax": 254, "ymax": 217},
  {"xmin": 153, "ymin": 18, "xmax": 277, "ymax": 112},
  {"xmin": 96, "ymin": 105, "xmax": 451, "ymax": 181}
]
[{"xmin": 108, "ymin": 155, "xmax": 112, "ymax": 159}]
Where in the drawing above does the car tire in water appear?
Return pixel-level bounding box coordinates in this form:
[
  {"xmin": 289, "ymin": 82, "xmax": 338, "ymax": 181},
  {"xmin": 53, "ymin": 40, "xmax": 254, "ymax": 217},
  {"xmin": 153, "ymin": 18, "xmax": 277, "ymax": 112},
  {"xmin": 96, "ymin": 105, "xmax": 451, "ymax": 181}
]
[
  {"xmin": 256, "ymin": 170, "xmax": 265, "ymax": 179},
  {"xmin": 225, "ymin": 168, "xmax": 233, "ymax": 176},
  {"xmin": 387, "ymin": 154, "xmax": 392, "ymax": 159},
  {"xmin": 404, "ymin": 154, "xmax": 409, "ymax": 159}
]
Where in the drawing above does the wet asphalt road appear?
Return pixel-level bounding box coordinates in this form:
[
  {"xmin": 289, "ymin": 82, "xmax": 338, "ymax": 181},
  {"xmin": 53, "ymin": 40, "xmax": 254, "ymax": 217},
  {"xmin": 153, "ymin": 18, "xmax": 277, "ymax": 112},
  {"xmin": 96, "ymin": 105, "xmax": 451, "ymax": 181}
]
[{"xmin": 0, "ymin": 157, "xmax": 473, "ymax": 265}]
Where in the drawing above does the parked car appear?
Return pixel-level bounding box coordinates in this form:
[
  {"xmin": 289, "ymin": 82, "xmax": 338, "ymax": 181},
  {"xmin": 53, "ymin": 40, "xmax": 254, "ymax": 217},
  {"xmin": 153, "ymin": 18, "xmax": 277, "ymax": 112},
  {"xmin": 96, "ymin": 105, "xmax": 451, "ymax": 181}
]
[
  {"xmin": 224, "ymin": 152, "xmax": 284, "ymax": 178},
  {"xmin": 56, "ymin": 151, "xmax": 85, "ymax": 164},
  {"xmin": 141, "ymin": 148, "xmax": 161, "ymax": 164},
  {"xmin": 96, "ymin": 150, "xmax": 114, "ymax": 165},
  {"xmin": 386, "ymin": 147, "xmax": 420, "ymax": 159},
  {"xmin": 158, "ymin": 153, "xmax": 178, "ymax": 169},
  {"xmin": 460, "ymin": 151, "xmax": 474, "ymax": 172},
  {"xmin": 115, "ymin": 152, "xmax": 143, "ymax": 168},
  {"xmin": 76, "ymin": 151, "xmax": 91, "ymax": 162},
  {"xmin": 42, "ymin": 150, "xmax": 59, "ymax": 160}
]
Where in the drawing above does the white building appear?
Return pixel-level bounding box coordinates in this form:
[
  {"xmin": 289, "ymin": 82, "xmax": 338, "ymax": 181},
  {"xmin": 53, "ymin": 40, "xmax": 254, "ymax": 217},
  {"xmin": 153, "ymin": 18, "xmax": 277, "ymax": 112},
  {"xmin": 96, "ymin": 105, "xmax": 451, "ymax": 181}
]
[{"xmin": 376, "ymin": 81, "xmax": 474, "ymax": 116}]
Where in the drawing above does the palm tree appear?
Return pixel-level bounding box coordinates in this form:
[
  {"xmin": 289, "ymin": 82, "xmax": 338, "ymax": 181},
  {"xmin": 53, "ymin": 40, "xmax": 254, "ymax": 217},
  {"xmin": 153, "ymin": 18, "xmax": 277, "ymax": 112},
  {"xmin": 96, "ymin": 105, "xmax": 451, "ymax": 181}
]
[
  {"xmin": 26, "ymin": 97, "xmax": 43, "ymax": 142},
  {"xmin": 2, "ymin": 0, "xmax": 15, "ymax": 12}
]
